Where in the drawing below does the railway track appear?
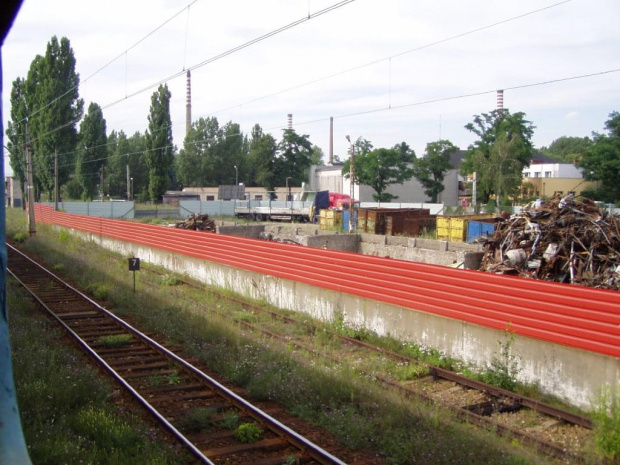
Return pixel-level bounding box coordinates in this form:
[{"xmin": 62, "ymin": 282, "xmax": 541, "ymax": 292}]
[
  {"xmin": 6, "ymin": 244, "xmax": 353, "ymax": 465},
  {"xmin": 138, "ymin": 268, "xmax": 595, "ymax": 463}
]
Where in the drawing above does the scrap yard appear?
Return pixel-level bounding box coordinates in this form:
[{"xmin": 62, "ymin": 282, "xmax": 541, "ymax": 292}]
[{"xmin": 480, "ymin": 194, "xmax": 620, "ymax": 290}]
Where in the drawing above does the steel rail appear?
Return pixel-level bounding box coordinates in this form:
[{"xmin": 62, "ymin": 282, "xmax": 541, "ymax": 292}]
[{"xmin": 7, "ymin": 244, "xmax": 347, "ymax": 465}]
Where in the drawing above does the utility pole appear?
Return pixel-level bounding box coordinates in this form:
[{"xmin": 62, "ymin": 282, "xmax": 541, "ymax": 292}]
[
  {"xmin": 54, "ymin": 149, "xmax": 58, "ymax": 211},
  {"xmin": 346, "ymin": 135, "xmax": 355, "ymax": 233},
  {"xmin": 24, "ymin": 122, "xmax": 36, "ymax": 236},
  {"xmin": 126, "ymin": 164, "xmax": 130, "ymax": 200}
]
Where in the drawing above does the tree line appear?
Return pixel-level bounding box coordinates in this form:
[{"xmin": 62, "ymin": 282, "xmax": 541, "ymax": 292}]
[{"xmin": 6, "ymin": 36, "xmax": 620, "ymax": 205}]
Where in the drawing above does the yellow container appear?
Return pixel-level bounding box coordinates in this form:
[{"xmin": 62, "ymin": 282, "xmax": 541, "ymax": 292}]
[
  {"xmin": 449, "ymin": 217, "xmax": 467, "ymax": 243},
  {"xmin": 319, "ymin": 210, "xmax": 342, "ymax": 230},
  {"xmin": 435, "ymin": 216, "xmax": 468, "ymax": 242},
  {"xmin": 436, "ymin": 217, "xmax": 450, "ymax": 241}
]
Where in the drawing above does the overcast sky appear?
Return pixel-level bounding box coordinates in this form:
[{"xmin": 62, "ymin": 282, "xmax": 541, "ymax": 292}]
[{"xmin": 3, "ymin": 0, "xmax": 620, "ymax": 177}]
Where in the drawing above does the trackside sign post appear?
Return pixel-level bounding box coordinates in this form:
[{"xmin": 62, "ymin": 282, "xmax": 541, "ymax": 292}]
[{"xmin": 128, "ymin": 257, "xmax": 140, "ymax": 293}]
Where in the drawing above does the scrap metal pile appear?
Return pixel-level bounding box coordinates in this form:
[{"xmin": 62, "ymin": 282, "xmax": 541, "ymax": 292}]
[
  {"xmin": 480, "ymin": 194, "xmax": 620, "ymax": 290},
  {"xmin": 173, "ymin": 214, "xmax": 216, "ymax": 232}
]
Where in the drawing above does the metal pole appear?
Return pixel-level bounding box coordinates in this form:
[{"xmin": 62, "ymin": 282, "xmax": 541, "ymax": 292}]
[
  {"xmin": 346, "ymin": 135, "xmax": 354, "ymax": 233},
  {"xmin": 24, "ymin": 122, "xmax": 36, "ymax": 236},
  {"xmin": 54, "ymin": 149, "xmax": 58, "ymax": 211}
]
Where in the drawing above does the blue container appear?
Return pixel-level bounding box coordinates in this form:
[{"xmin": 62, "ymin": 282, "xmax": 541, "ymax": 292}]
[
  {"xmin": 466, "ymin": 220, "xmax": 495, "ymax": 243},
  {"xmin": 342, "ymin": 210, "xmax": 358, "ymax": 232}
]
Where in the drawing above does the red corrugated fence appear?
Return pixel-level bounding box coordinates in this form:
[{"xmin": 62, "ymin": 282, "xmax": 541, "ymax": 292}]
[{"xmin": 34, "ymin": 205, "xmax": 620, "ymax": 358}]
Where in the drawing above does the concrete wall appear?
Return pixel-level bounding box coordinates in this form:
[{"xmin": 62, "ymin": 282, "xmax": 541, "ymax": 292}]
[
  {"xmin": 64, "ymin": 226, "xmax": 617, "ymax": 410},
  {"xmin": 216, "ymin": 223, "xmax": 480, "ymax": 265},
  {"xmin": 359, "ymin": 234, "xmax": 480, "ymax": 266}
]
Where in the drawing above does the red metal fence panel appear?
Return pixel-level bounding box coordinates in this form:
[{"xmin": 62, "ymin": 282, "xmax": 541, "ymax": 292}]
[{"xmin": 34, "ymin": 205, "xmax": 620, "ymax": 358}]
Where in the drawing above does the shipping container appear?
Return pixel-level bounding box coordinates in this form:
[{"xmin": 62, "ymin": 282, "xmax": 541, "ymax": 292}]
[
  {"xmin": 342, "ymin": 210, "xmax": 357, "ymax": 232},
  {"xmin": 466, "ymin": 220, "xmax": 496, "ymax": 243},
  {"xmin": 319, "ymin": 209, "xmax": 342, "ymax": 230}
]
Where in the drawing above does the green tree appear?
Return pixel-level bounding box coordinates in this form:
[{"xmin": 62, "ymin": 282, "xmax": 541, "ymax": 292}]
[
  {"xmin": 247, "ymin": 124, "xmax": 277, "ymax": 190},
  {"xmin": 413, "ymin": 140, "xmax": 456, "ymax": 203},
  {"xmin": 26, "ymin": 36, "xmax": 84, "ymax": 200},
  {"xmin": 105, "ymin": 130, "xmax": 148, "ymax": 199},
  {"xmin": 276, "ymin": 129, "xmax": 314, "ymax": 186},
  {"xmin": 393, "ymin": 141, "xmax": 416, "ymax": 163},
  {"xmin": 76, "ymin": 102, "xmax": 107, "ymax": 200},
  {"xmin": 177, "ymin": 117, "xmax": 220, "ymax": 187},
  {"xmin": 310, "ymin": 144, "xmax": 324, "ymax": 166},
  {"xmin": 578, "ymin": 111, "xmax": 620, "ymax": 202},
  {"xmin": 539, "ymin": 136, "xmax": 592, "ymax": 163},
  {"xmin": 211, "ymin": 121, "xmax": 244, "ymax": 186},
  {"xmin": 462, "ymin": 109, "xmax": 535, "ymax": 204},
  {"xmin": 343, "ymin": 145, "xmax": 415, "ymax": 202},
  {"xmin": 6, "ymin": 77, "xmax": 28, "ymax": 195},
  {"xmin": 145, "ymin": 84, "xmax": 174, "ymax": 203}
]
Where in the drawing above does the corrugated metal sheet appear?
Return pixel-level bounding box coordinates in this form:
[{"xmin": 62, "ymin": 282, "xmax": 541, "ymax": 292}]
[{"xmin": 34, "ymin": 204, "xmax": 620, "ymax": 358}]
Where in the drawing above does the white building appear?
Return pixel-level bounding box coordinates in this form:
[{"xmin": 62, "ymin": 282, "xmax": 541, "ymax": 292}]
[{"xmin": 308, "ymin": 150, "xmax": 466, "ymax": 207}]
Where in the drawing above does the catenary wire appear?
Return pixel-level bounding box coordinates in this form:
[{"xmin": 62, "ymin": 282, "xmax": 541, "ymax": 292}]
[
  {"xmin": 101, "ymin": 0, "xmax": 356, "ymax": 110},
  {"xmin": 209, "ymin": 0, "xmax": 572, "ymax": 116},
  {"xmin": 18, "ymin": 0, "xmax": 199, "ymax": 125}
]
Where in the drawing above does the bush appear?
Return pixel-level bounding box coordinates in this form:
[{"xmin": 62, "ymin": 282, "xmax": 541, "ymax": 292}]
[
  {"xmin": 234, "ymin": 422, "xmax": 263, "ymax": 443},
  {"xmin": 13, "ymin": 231, "xmax": 28, "ymax": 243}
]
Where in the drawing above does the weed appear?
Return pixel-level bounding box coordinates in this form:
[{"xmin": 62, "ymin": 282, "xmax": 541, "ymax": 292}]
[
  {"xmin": 392, "ymin": 362, "xmax": 430, "ymax": 381},
  {"xmin": 592, "ymin": 386, "xmax": 620, "ymax": 460},
  {"xmin": 74, "ymin": 406, "xmax": 140, "ymax": 449},
  {"xmin": 98, "ymin": 334, "xmax": 132, "ymax": 348},
  {"xmin": 178, "ymin": 407, "xmax": 216, "ymax": 433},
  {"xmin": 160, "ymin": 274, "xmax": 182, "ymax": 286},
  {"xmin": 479, "ymin": 328, "xmax": 520, "ymax": 391},
  {"xmin": 234, "ymin": 422, "xmax": 263, "ymax": 443},
  {"xmin": 58, "ymin": 229, "xmax": 70, "ymax": 242},
  {"xmin": 282, "ymin": 456, "xmax": 300, "ymax": 465},
  {"xmin": 220, "ymin": 412, "xmax": 240, "ymax": 430},
  {"xmin": 148, "ymin": 375, "xmax": 165, "ymax": 388},
  {"xmin": 51, "ymin": 263, "xmax": 65, "ymax": 272},
  {"xmin": 86, "ymin": 282, "xmax": 113, "ymax": 300},
  {"xmin": 235, "ymin": 311, "xmax": 259, "ymax": 324},
  {"xmin": 167, "ymin": 370, "xmax": 183, "ymax": 385},
  {"xmin": 13, "ymin": 231, "xmax": 28, "ymax": 242}
]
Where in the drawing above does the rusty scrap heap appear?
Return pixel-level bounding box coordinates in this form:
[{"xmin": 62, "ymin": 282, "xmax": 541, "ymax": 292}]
[
  {"xmin": 480, "ymin": 194, "xmax": 620, "ymax": 290},
  {"xmin": 174, "ymin": 214, "xmax": 216, "ymax": 232}
]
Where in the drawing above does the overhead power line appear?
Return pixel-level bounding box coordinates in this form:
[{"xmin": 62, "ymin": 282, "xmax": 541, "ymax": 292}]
[
  {"xmin": 20, "ymin": 0, "xmax": 199, "ymax": 125},
  {"xmin": 296, "ymin": 68, "xmax": 620, "ymax": 125},
  {"xmin": 102, "ymin": 0, "xmax": 356, "ymax": 110},
  {"xmin": 209, "ymin": 0, "xmax": 572, "ymax": 116}
]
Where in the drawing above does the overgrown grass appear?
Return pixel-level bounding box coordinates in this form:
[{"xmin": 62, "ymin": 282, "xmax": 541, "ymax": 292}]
[
  {"xmin": 591, "ymin": 387, "xmax": 620, "ymax": 461},
  {"xmin": 177, "ymin": 407, "xmax": 216, "ymax": 433},
  {"xmin": 6, "ymin": 209, "xmax": 555, "ymax": 464},
  {"xmin": 99, "ymin": 334, "xmax": 132, "ymax": 348},
  {"xmin": 7, "ymin": 279, "xmax": 187, "ymax": 464}
]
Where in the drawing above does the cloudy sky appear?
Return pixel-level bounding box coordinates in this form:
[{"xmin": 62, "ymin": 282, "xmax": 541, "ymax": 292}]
[{"xmin": 2, "ymin": 0, "xmax": 619, "ymax": 176}]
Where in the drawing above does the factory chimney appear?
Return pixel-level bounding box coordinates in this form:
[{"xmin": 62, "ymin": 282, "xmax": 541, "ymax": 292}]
[
  {"xmin": 287, "ymin": 113, "xmax": 293, "ymax": 130},
  {"xmin": 497, "ymin": 89, "xmax": 504, "ymax": 113},
  {"xmin": 186, "ymin": 70, "xmax": 192, "ymax": 138}
]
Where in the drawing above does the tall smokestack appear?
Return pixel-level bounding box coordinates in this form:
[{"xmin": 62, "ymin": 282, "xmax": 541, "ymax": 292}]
[
  {"xmin": 186, "ymin": 70, "xmax": 192, "ymax": 138},
  {"xmin": 497, "ymin": 89, "xmax": 504, "ymax": 113},
  {"xmin": 287, "ymin": 113, "xmax": 293, "ymax": 130},
  {"xmin": 328, "ymin": 117, "xmax": 333, "ymax": 166}
]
